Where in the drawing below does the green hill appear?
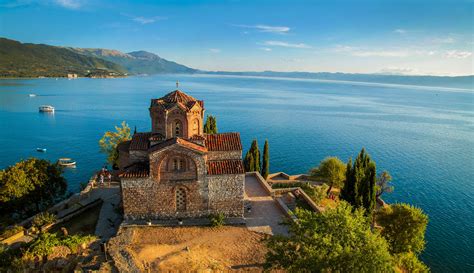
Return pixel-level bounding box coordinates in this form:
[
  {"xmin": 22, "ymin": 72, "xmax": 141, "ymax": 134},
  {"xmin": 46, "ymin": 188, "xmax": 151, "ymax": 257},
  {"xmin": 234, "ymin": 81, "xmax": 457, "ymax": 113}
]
[
  {"xmin": 0, "ymin": 38, "xmax": 126, "ymax": 77},
  {"xmin": 71, "ymin": 48, "xmax": 197, "ymax": 75}
]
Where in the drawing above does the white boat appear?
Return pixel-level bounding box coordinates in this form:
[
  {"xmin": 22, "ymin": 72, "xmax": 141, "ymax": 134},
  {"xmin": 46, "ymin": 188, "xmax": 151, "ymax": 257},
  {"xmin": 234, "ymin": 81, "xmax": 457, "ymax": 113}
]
[
  {"xmin": 29, "ymin": 94, "xmax": 36, "ymax": 97},
  {"xmin": 58, "ymin": 158, "xmax": 76, "ymax": 167},
  {"xmin": 39, "ymin": 105, "xmax": 55, "ymax": 112}
]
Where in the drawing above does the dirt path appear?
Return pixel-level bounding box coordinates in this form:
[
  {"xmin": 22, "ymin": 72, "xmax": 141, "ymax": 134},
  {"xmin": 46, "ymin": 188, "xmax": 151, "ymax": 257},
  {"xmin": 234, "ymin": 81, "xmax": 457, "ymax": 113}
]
[{"xmin": 108, "ymin": 226, "xmax": 268, "ymax": 272}]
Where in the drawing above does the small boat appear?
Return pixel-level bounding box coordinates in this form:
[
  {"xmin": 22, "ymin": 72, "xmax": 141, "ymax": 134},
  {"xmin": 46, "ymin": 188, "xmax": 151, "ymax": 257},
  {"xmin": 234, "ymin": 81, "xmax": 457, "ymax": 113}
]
[
  {"xmin": 58, "ymin": 158, "xmax": 76, "ymax": 167},
  {"xmin": 29, "ymin": 94, "xmax": 37, "ymax": 97},
  {"xmin": 36, "ymin": 148, "xmax": 47, "ymax": 152},
  {"xmin": 39, "ymin": 105, "xmax": 55, "ymax": 112}
]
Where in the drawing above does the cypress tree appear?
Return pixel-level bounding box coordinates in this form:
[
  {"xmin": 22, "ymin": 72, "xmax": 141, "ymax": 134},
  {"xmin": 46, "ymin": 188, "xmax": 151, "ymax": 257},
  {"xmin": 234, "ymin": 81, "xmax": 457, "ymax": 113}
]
[
  {"xmin": 204, "ymin": 115, "xmax": 218, "ymax": 134},
  {"xmin": 250, "ymin": 139, "xmax": 260, "ymax": 172},
  {"xmin": 342, "ymin": 148, "xmax": 377, "ymax": 214},
  {"xmin": 248, "ymin": 153, "xmax": 255, "ymax": 172},
  {"xmin": 341, "ymin": 158, "xmax": 354, "ymax": 204},
  {"xmin": 261, "ymin": 139, "xmax": 270, "ymax": 179}
]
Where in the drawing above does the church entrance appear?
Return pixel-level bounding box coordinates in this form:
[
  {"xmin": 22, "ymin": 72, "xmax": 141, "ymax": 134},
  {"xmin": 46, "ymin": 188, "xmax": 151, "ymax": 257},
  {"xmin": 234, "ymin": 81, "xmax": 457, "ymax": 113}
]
[{"xmin": 176, "ymin": 188, "xmax": 187, "ymax": 211}]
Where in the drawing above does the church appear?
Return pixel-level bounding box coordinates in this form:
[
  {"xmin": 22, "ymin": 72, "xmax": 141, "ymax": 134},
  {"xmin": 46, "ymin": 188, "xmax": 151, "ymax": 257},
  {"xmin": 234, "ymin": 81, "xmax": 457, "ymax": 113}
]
[{"xmin": 117, "ymin": 88, "xmax": 245, "ymax": 221}]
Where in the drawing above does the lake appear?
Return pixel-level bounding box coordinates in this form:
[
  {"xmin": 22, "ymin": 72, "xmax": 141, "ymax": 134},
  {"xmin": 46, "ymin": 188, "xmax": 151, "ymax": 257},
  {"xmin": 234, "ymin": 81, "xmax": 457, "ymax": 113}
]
[{"xmin": 0, "ymin": 74, "xmax": 473, "ymax": 272}]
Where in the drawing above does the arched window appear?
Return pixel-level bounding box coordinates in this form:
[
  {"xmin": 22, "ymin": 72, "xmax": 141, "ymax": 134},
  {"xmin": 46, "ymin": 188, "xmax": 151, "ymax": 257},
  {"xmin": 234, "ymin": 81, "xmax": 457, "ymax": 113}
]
[
  {"xmin": 174, "ymin": 120, "xmax": 182, "ymax": 137},
  {"xmin": 176, "ymin": 188, "xmax": 187, "ymax": 211},
  {"xmin": 192, "ymin": 119, "xmax": 199, "ymax": 136},
  {"xmin": 172, "ymin": 158, "xmax": 186, "ymax": 172}
]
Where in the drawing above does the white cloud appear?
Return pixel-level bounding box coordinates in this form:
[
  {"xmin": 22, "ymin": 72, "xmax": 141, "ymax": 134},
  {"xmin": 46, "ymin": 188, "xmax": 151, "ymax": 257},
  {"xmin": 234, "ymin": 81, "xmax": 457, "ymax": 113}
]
[
  {"xmin": 54, "ymin": 0, "xmax": 80, "ymax": 9},
  {"xmin": 432, "ymin": 37, "xmax": 456, "ymax": 44},
  {"xmin": 332, "ymin": 45, "xmax": 439, "ymax": 58},
  {"xmin": 394, "ymin": 29, "xmax": 406, "ymax": 34},
  {"xmin": 121, "ymin": 13, "xmax": 167, "ymax": 24},
  {"xmin": 263, "ymin": 40, "xmax": 311, "ymax": 49},
  {"xmin": 232, "ymin": 24, "xmax": 290, "ymax": 34},
  {"xmin": 445, "ymin": 50, "xmax": 472, "ymax": 59},
  {"xmin": 379, "ymin": 66, "xmax": 419, "ymax": 75},
  {"xmin": 209, "ymin": 48, "xmax": 221, "ymax": 53},
  {"xmin": 352, "ymin": 50, "xmax": 409, "ymax": 57},
  {"xmin": 260, "ymin": 47, "xmax": 272, "ymax": 51}
]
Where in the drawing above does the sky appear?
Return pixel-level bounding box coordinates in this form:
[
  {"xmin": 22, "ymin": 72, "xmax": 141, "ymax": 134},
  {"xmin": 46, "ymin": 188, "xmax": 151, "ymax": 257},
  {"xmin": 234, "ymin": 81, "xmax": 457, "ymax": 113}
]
[{"xmin": 0, "ymin": 0, "xmax": 473, "ymax": 76}]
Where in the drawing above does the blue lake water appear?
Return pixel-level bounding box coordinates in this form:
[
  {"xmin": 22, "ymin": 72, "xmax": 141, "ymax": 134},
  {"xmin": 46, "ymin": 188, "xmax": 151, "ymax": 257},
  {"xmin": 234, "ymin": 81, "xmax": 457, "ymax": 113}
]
[{"xmin": 0, "ymin": 74, "xmax": 473, "ymax": 272}]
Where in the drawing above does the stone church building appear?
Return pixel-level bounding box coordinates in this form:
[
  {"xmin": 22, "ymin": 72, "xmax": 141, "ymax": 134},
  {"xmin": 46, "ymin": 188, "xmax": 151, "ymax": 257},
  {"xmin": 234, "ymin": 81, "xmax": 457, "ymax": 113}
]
[{"xmin": 117, "ymin": 89, "xmax": 245, "ymax": 221}]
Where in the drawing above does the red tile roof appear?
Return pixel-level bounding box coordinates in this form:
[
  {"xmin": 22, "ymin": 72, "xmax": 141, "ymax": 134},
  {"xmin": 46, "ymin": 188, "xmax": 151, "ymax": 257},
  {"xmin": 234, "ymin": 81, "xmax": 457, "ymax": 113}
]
[
  {"xmin": 149, "ymin": 137, "xmax": 207, "ymax": 153},
  {"xmin": 149, "ymin": 133, "xmax": 165, "ymax": 141},
  {"xmin": 207, "ymin": 159, "xmax": 245, "ymax": 175},
  {"xmin": 151, "ymin": 90, "xmax": 204, "ymax": 111},
  {"xmin": 205, "ymin": 133, "xmax": 242, "ymax": 151},
  {"xmin": 119, "ymin": 163, "xmax": 149, "ymax": 178},
  {"xmin": 129, "ymin": 132, "xmax": 152, "ymax": 150}
]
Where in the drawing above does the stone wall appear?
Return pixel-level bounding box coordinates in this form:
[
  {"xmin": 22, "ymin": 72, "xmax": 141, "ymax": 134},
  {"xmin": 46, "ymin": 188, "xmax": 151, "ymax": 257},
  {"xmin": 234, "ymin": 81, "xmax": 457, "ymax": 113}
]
[
  {"xmin": 208, "ymin": 174, "xmax": 245, "ymax": 217},
  {"xmin": 207, "ymin": 150, "xmax": 242, "ymax": 160}
]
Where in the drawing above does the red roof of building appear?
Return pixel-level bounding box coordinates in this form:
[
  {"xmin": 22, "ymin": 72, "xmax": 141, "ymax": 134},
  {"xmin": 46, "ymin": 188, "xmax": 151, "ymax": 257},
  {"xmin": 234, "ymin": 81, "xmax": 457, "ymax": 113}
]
[
  {"xmin": 129, "ymin": 132, "xmax": 152, "ymax": 150},
  {"xmin": 119, "ymin": 163, "xmax": 149, "ymax": 178},
  {"xmin": 207, "ymin": 159, "xmax": 245, "ymax": 175},
  {"xmin": 151, "ymin": 90, "xmax": 204, "ymax": 111},
  {"xmin": 205, "ymin": 133, "xmax": 242, "ymax": 151},
  {"xmin": 148, "ymin": 137, "xmax": 208, "ymax": 153}
]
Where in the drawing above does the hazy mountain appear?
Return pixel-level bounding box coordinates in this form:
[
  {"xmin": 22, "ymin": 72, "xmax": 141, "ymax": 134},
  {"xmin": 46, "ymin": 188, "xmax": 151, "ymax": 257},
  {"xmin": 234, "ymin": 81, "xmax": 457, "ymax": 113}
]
[
  {"xmin": 0, "ymin": 38, "xmax": 126, "ymax": 77},
  {"xmin": 204, "ymin": 71, "xmax": 473, "ymax": 90},
  {"xmin": 71, "ymin": 48, "xmax": 197, "ymax": 75}
]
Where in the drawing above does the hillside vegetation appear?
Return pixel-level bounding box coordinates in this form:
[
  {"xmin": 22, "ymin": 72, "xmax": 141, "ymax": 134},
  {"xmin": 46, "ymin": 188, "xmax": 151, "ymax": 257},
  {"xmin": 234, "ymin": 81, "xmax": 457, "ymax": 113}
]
[{"xmin": 0, "ymin": 38, "xmax": 126, "ymax": 77}]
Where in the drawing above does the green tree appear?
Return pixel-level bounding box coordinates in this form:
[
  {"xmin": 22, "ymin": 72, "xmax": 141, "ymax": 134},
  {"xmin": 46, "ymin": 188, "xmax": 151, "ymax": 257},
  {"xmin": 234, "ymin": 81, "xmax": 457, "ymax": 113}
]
[
  {"xmin": 243, "ymin": 151, "xmax": 255, "ymax": 172},
  {"xmin": 265, "ymin": 202, "xmax": 394, "ymax": 272},
  {"xmin": 377, "ymin": 171, "xmax": 394, "ymax": 198},
  {"xmin": 243, "ymin": 139, "xmax": 261, "ymax": 172},
  {"xmin": 0, "ymin": 158, "xmax": 67, "ymax": 215},
  {"xmin": 394, "ymin": 252, "xmax": 429, "ymax": 273},
  {"xmin": 204, "ymin": 115, "xmax": 218, "ymax": 134},
  {"xmin": 99, "ymin": 121, "xmax": 131, "ymax": 165},
  {"xmin": 261, "ymin": 139, "xmax": 270, "ymax": 179},
  {"xmin": 376, "ymin": 203, "xmax": 429, "ymax": 255},
  {"xmin": 310, "ymin": 156, "xmax": 346, "ymax": 195},
  {"xmin": 341, "ymin": 148, "xmax": 377, "ymax": 215}
]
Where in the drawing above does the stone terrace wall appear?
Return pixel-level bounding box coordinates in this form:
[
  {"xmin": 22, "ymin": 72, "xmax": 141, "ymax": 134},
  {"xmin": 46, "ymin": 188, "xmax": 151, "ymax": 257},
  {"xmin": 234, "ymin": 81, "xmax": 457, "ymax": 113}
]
[{"xmin": 208, "ymin": 174, "xmax": 245, "ymax": 217}]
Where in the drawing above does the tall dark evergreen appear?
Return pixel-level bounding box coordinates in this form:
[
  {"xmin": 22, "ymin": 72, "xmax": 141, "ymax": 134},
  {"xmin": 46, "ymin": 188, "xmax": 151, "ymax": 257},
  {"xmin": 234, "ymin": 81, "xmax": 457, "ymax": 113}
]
[
  {"xmin": 204, "ymin": 115, "xmax": 218, "ymax": 134},
  {"xmin": 261, "ymin": 139, "xmax": 270, "ymax": 179},
  {"xmin": 243, "ymin": 139, "xmax": 261, "ymax": 172},
  {"xmin": 250, "ymin": 139, "xmax": 261, "ymax": 172},
  {"xmin": 341, "ymin": 158, "xmax": 354, "ymax": 204},
  {"xmin": 341, "ymin": 148, "xmax": 377, "ymax": 214}
]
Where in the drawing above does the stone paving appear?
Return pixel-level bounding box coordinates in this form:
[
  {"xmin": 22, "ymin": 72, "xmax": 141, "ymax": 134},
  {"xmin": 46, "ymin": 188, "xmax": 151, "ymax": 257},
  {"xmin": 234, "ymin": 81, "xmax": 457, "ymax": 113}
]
[{"xmin": 244, "ymin": 174, "xmax": 288, "ymax": 235}]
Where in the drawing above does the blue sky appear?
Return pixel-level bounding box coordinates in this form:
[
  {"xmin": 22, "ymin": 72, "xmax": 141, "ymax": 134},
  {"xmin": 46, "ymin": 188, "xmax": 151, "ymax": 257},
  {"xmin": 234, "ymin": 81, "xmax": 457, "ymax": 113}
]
[{"xmin": 0, "ymin": 0, "xmax": 472, "ymax": 75}]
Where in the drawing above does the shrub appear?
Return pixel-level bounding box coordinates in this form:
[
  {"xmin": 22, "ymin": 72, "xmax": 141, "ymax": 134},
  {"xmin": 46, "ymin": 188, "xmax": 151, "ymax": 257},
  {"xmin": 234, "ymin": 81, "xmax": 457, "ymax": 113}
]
[
  {"xmin": 313, "ymin": 184, "xmax": 329, "ymax": 205},
  {"xmin": 26, "ymin": 232, "xmax": 61, "ymax": 257},
  {"xmin": 395, "ymin": 252, "xmax": 429, "ymax": 273},
  {"xmin": 61, "ymin": 234, "xmax": 97, "ymax": 253},
  {"xmin": 0, "ymin": 225, "xmax": 24, "ymax": 240},
  {"xmin": 32, "ymin": 212, "xmax": 57, "ymax": 228},
  {"xmin": 209, "ymin": 213, "xmax": 225, "ymax": 227}
]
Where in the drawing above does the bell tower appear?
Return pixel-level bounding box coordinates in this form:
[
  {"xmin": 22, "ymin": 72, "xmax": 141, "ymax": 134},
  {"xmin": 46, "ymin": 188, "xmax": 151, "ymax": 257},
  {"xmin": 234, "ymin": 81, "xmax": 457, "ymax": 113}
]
[{"xmin": 149, "ymin": 88, "xmax": 204, "ymax": 140}]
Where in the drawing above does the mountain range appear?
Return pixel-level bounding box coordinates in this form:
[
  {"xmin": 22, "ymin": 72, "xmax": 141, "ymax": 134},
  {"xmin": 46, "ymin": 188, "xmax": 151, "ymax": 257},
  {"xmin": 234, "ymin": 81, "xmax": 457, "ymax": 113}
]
[{"xmin": 0, "ymin": 37, "xmax": 472, "ymax": 89}]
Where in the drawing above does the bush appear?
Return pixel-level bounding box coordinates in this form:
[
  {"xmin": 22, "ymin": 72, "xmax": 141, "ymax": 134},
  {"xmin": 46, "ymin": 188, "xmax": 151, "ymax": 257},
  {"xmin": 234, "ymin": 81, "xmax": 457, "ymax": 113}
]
[
  {"xmin": 313, "ymin": 184, "xmax": 329, "ymax": 205},
  {"xmin": 32, "ymin": 212, "xmax": 57, "ymax": 228},
  {"xmin": 209, "ymin": 213, "xmax": 225, "ymax": 227},
  {"xmin": 0, "ymin": 225, "xmax": 24, "ymax": 240},
  {"xmin": 26, "ymin": 232, "xmax": 61, "ymax": 257},
  {"xmin": 395, "ymin": 252, "xmax": 429, "ymax": 273},
  {"xmin": 61, "ymin": 234, "xmax": 97, "ymax": 253}
]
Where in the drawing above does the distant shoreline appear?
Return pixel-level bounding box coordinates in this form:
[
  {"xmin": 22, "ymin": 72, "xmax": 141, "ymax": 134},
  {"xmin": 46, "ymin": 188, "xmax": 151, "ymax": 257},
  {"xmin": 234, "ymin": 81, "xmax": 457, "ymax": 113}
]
[{"xmin": 1, "ymin": 73, "xmax": 472, "ymax": 92}]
